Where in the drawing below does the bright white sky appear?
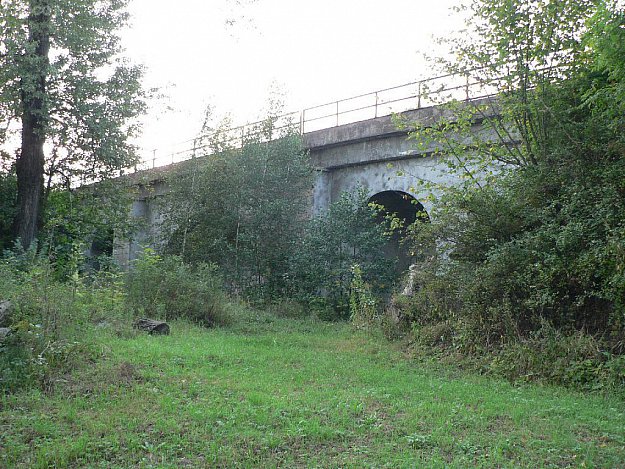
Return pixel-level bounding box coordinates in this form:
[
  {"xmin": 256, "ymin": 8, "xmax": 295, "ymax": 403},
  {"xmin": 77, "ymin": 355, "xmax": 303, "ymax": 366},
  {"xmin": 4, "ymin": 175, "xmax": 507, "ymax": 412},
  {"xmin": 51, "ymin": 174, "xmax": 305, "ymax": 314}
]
[{"xmin": 122, "ymin": 0, "xmax": 463, "ymax": 162}]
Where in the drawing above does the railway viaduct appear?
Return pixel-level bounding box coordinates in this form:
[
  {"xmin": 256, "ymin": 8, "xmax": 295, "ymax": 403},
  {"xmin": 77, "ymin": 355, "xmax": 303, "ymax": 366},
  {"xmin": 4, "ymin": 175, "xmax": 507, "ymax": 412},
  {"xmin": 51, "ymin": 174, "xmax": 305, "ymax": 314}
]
[{"xmin": 112, "ymin": 79, "xmax": 497, "ymax": 268}]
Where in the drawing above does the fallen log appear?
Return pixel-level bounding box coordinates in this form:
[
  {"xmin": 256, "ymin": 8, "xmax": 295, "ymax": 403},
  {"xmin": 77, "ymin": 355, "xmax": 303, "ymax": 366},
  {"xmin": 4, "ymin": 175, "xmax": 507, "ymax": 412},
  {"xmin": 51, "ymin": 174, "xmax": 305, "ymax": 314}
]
[{"xmin": 133, "ymin": 318, "xmax": 170, "ymax": 335}]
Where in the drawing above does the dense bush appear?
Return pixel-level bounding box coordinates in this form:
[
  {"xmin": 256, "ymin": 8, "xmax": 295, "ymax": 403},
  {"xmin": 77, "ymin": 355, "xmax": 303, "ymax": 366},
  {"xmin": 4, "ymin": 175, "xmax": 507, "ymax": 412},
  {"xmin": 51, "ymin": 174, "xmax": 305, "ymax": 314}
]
[
  {"xmin": 161, "ymin": 127, "xmax": 313, "ymax": 301},
  {"xmin": 126, "ymin": 249, "xmax": 229, "ymax": 326},
  {"xmin": 390, "ymin": 2, "xmax": 625, "ymax": 392},
  {"xmin": 288, "ymin": 190, "xmax": 396, "ymax": 320},
  {"xmin": 0, "ymin": 251, "xmax": 123, "ymax": 393},
  {"xmin": 0, "ymin": 244, "xmax": 231, "ymax": 392},
  {"xmin": 490, "ymin": 321, "xmax": 625, "ymax": 392},
  {"xmin": 402, "ymin": 76, "xmax": 625, "ymax": 352},
  {"xmin": 162, "ymin": 126, "xmax": 398, "ymax": 316}
]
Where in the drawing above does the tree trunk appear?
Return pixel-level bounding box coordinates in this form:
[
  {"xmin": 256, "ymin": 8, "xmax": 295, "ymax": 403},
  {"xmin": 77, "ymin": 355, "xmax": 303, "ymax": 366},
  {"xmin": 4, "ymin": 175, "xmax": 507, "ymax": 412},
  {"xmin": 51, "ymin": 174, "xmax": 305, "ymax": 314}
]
[{"xmin": 14, "ymin": 1, "xmax": 51, "ymax": 249}]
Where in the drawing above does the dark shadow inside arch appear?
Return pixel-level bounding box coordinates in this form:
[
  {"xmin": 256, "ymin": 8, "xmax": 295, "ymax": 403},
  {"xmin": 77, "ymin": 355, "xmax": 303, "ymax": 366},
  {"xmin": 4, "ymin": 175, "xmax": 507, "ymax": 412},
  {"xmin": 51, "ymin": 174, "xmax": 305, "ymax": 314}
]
[
  {"xmin": 368, "ymin": 190, "xmax": 429, "ymax": 228},
  {"xmin": 368, "ymin": 190, "xmax": 429, "ymax": 272}
]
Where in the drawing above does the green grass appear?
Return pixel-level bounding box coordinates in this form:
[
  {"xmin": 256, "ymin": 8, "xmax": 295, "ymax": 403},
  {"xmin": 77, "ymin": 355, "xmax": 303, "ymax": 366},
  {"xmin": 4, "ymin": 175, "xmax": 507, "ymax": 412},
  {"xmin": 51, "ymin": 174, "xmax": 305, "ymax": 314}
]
[{"xmin": 1, "ymin": 312, "xmax": 624, "ymax": 468}]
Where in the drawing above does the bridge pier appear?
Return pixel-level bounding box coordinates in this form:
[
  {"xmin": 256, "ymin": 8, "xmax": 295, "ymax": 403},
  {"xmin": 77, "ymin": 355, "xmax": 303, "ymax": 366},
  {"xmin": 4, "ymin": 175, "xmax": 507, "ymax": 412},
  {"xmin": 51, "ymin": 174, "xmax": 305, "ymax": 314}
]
[{"xmin": 112, "ymin": 181, "xmax": 167, "ymax": 269}]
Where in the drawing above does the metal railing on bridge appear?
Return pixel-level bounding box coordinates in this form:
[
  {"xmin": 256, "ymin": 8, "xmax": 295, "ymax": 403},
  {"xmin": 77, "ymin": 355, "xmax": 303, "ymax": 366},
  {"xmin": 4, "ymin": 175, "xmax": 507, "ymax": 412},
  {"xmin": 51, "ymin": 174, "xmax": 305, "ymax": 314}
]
[{"xmin": 131, "ymin": 69, "xmax": 513, "ymax": 173}]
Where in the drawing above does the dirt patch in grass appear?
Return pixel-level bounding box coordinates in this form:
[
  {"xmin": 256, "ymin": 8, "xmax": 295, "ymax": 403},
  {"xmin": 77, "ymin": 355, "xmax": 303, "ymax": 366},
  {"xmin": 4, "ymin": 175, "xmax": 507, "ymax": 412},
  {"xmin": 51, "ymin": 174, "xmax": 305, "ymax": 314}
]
[
  {"xmin": 486, "ymin": 413, "xmax": 515, "ymax": 433},
  {"xmin": 60, "ymin": 360, "xmax": 144, "ymax": 398}
]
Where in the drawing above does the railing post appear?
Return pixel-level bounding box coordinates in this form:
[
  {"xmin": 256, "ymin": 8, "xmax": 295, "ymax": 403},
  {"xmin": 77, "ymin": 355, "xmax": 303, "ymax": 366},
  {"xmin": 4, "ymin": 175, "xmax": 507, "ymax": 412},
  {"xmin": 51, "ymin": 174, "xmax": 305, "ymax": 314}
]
[
  {"xmin": 374, "ymin": 92, "xmax": 379, "ymax": 118},
  {"xmin": 336, "ymin": 101, "xmax": 339, "ymax": 127},
  {"xmin": 300, "ymin": 109, "xmax": 305, "ymax": 134},
  {"xmin": 417, "ymin": 82, "xmax": 422, "ymax": 108},
  {"xmin": 465, "ymin": 73, "xmax": 470, "ymax": 101},
  {"xmin": 152, "ymin": 149, "xmax": 156, "ymax": 168}
]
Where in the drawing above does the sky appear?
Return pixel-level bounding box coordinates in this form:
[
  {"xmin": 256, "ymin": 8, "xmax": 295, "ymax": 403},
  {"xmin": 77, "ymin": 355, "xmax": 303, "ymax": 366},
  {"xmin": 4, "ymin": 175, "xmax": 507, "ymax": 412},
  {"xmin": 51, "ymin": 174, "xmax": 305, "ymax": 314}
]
[{"xmin": 121, "ymin": 0, "xmax": 463, "ymax": 164}]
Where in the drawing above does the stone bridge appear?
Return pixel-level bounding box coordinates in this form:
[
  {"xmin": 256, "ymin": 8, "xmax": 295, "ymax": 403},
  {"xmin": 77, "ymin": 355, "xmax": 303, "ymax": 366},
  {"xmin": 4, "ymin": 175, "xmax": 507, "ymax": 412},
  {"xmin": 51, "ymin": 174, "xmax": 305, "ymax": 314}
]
[
  {"xmin": 306, "ymin": 103, "xmax": 471, "ymax": 216},
  {"xmin": 112, "ymin": 94, "xmax": 496, "ymax": 268}
]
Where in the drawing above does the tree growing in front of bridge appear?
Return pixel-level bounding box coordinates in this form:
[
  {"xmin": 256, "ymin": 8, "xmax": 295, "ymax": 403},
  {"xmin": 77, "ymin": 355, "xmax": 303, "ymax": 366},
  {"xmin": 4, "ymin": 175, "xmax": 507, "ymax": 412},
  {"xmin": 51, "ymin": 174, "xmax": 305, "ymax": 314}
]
[
  {"xmin": 0, "ymin": 0, "xmax": 146, "ymax": 249},
  {"xmin": 399, "ymin": 0, "xmax": 625, "ymax": 382},
  {"xmin": 287, "ymin": 189, "xmax": 395, "ymax": 320},
  {"xmin": 404, "ymin": 0, "xmax": 597, "ymax": 192},
  {"xmin": 161, "ymin": 119, "xmax": 314, "ymax": 301},
  {"xmin": 160, "ymin": 115, "xmax": 398, "ymax": 314}
]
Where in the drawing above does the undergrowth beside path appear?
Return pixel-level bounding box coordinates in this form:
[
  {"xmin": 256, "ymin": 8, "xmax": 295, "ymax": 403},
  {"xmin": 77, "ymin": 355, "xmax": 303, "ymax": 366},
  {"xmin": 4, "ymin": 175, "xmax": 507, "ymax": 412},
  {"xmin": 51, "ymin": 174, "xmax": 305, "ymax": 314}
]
[{"xmin": 1, "ymin": 313, "xmax": 624, "ymax": 468}]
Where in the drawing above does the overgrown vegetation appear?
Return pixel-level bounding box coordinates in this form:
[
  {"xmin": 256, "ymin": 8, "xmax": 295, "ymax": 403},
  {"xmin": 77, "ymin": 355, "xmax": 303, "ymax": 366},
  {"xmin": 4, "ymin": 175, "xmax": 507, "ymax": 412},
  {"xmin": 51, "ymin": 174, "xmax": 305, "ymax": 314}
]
[
  {"xmin": 0, "ymin": 244, "xmax": 235, "ymax": 393},
  {"xmin": 161, "ymin": 123, "xmax": 396, "ymax": 318},
  {"xmin": 392, "ymin": 0, "xmax": 625, "ymax": 390},
  {"xmin": 1, "ymin": 4, "xmax": 624, "ymax": 458},
  {"xmin": 0, "ymin": 249, "xmax": 125, "ymax": 393},
  {"xmin": 126, "ymin": 249, "xmax": 228, "ymax": 327},
  {"xmin": 288, "ymin": 190, "xmax": 395, "ymax": 320},
  {"xmin": 161, "ymin": 122, "xmax": 313, "ymax": 301}
]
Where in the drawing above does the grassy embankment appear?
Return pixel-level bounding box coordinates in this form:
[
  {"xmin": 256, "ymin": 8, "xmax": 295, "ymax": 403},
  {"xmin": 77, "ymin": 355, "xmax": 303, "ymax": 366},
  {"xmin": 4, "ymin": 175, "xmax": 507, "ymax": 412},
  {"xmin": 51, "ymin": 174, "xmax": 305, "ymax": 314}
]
[{"xmin": 1, "ymin": 312, "xmax": 624, "ymax": 468}]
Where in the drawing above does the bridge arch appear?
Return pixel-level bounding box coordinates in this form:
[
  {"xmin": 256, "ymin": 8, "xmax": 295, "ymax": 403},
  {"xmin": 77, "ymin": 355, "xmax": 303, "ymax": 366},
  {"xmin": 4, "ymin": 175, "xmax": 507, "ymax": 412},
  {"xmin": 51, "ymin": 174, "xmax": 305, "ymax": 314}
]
[
  {"xmin": 367, "ymin": 190, "xmax": 429, "ymax": 271},
  {"xmin": 368, "ymin": 190, "xmax": 428, "ymax": 227}
]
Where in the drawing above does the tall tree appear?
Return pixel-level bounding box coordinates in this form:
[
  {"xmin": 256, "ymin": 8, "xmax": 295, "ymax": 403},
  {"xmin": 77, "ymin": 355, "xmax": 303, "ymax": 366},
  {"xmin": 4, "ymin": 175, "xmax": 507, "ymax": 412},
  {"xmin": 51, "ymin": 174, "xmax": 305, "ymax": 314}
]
[
  {"xmin": 162, "ymin": 120, "xmax": 314, "ymax": 299},
  {"xmin": 0, "ymin": 0, "xmax": 146, "ymax": 248}
]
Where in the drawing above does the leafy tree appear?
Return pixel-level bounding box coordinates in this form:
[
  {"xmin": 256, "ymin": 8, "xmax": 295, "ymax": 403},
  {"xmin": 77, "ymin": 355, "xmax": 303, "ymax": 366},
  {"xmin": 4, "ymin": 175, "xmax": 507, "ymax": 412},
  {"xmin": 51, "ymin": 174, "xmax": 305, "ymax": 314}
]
[
  {"xmin": 161, "ymin": 114, "xmax": 398, "ymax": 312},
  {"xmin": 407, "ymin": 0, "xmax": 597, "ymax": 191},
  {"xmin": 402, "ymin": 0, "xmax": 625, "ymax": 355},
  {"xmin": 41, "ymin": 178, "xmax": 139, "ymax": 279},
  {"xmin": 0, "ymin": 0, "xmax": 146, "ymax": 248},
  {"xmin": 288, "ymin": 190, "xmax": 396, "ymax": 319},
  {"xmin": 161, "ymin": 121, "xmax": 314, "ymax": 300}
]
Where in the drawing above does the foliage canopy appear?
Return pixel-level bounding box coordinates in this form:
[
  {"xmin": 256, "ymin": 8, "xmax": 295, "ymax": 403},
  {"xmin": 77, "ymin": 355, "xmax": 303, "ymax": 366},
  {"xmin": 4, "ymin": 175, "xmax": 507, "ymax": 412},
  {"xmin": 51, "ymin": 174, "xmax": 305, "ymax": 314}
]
[
  {"xmin": 401, "ymin": 0, "xmax": 625, "ymax": 363},
  {"xmin": 161, "ymin": 121, "xmax": 314, "ymax": 300},
  {"xmin": 0, "ymin": 0, "xmax": 146, "ymax": 247}
]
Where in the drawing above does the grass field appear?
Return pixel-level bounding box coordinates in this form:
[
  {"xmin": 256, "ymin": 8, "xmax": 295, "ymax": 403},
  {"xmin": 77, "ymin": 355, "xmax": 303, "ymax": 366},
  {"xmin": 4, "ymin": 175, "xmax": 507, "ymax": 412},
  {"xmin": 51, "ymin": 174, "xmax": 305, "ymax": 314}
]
[{"xmin": 1, "ymin": 312, "xmax": 624, "ymax": 468}]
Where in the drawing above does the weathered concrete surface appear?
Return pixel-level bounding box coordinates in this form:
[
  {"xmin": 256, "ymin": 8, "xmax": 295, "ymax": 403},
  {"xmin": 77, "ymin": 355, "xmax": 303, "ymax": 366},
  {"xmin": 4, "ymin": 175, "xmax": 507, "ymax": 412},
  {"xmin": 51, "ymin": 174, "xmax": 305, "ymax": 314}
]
[
  {"xmin": 303, "ymin": 98, "xmax": 493, "ymax": 150},
  {"xmin": 112, "ymin": 180, "xmax": 168, "ymax": 270},
  {"xmin": 313, "ymin": 156, "xmax": 452, "ymax": 216},
  {"xmin": 306, "ymin": 100, "xmax": 496, "ymax": 214}
]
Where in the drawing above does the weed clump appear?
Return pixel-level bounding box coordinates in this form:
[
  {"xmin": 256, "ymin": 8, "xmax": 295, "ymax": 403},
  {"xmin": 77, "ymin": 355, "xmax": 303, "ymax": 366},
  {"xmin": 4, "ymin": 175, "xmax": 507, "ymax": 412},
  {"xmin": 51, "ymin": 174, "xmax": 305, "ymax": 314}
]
[
  {"xmin": 126, "ymin": 249, "xmax": 229, "ymax": 327},
  {"xmin": 0, "ymin": 251, "xmax": 111, "ymax": 393}
]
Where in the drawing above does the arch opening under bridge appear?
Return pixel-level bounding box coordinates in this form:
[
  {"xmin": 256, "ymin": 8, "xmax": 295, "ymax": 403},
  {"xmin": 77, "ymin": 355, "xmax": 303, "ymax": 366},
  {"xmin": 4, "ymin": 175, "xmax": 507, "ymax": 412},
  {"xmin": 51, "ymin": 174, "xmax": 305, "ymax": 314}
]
[{"xmin": 368, "ymin": 190, "xmax": 429, "ymax": 272}]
